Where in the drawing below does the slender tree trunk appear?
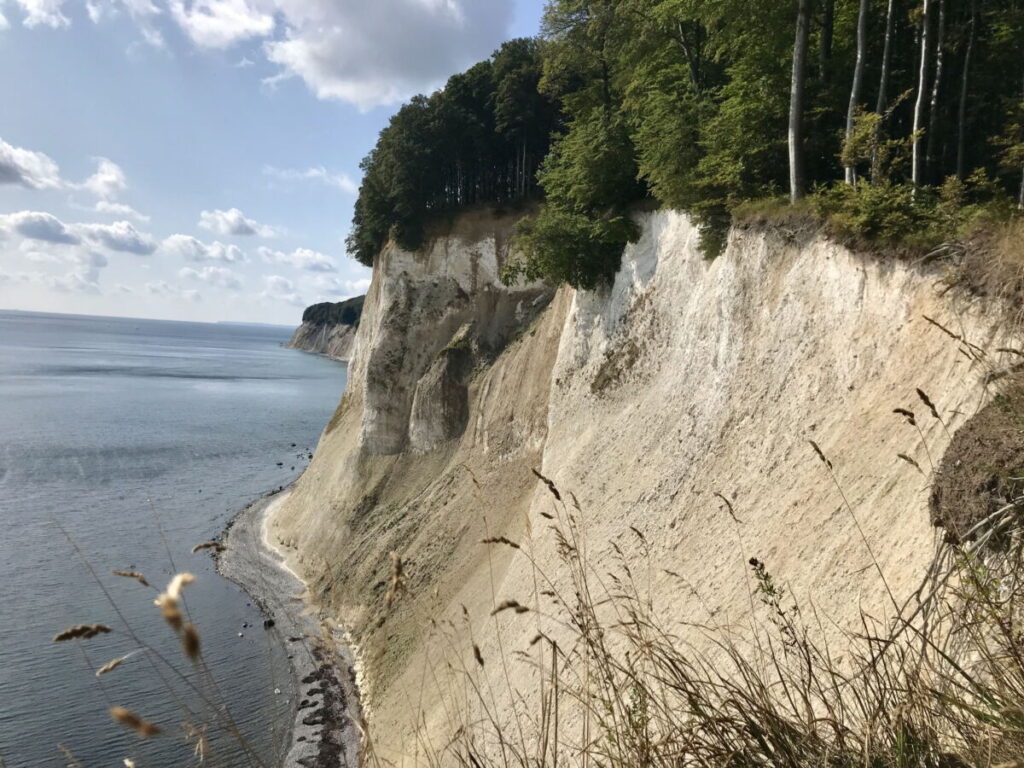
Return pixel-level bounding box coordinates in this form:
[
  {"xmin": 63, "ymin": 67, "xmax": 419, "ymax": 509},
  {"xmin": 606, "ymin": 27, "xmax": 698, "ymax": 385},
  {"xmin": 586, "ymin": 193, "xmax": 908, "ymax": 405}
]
[
  {"xmin": 677, "ymin": 21, "xmax": 702, "ymax": 92},
  {"xmin": 845, "ymin": 0, "xmax": 870, "ymax": 184},
  {"xmin": 876, "ymin": 0, "xmax": 897, "ymax": 115},
  {"xmin": 790, "ymin": 0, "xmax": 812, "ymax": 202},
  {"xmin": 956, "ymin": 0, "xmax": 977, "ymax": 179},
  {"xmin": 820, "ymin": 0, "xmax": 835, "ymax": 81},
  {"xmin": 872, "ymin": 0, "xmax": 897, "ymax": 181},
  {"xmin": 912, "ymin": 0, "xmax": 932, "ymax": 189},
  {"xmin": 1020, "ymin": 73, "xmax": 1024, "ymax": 210},
  {"xmin": 926, "ymin": 0, "xmax": 947, "ymax": 182}
]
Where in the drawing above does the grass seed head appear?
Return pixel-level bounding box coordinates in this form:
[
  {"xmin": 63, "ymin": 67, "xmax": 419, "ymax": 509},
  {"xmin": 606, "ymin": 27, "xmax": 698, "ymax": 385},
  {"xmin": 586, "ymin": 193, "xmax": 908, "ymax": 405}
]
[
  {"xmin": 809, "ymin": 440, "xmax": 833, "ymax": 470},
  {"xmin": 109, "ymin": 706, "xmax": 160, "ymax": 738},
  {"xmin": 181, "ymin": 623, "xmax": 201, "ymax": 661},
  {"xmin": 191, "ymin": 541, "xmax": 225, "ymax": 554},
  {"xmin": 96, "ymin": 656, "xmax": 127, "ymax": 676},
  {"xmin": 916, "ymin": 388, "xmax": 941, "ymax": 420},
  {"xmin": 53, "ymin": 623, "xmax": 112, "ymax": 642},
  {"xmin": 491, "ymin": 599, "xmax": 530, "ymax": 616},
  {"xmin": 480, "ymin": 536, "xmax": 521, "ymax": 550},
  {"xmin": 111, "ymin": 569, "xmax": 150, "ymax": 587},
  {"xmin": 531, "ymin": 468, "xmax": 562, "ymax": 501},
  {"xmin": 894, "ymin": 408, "xmax": 917, "ymax": 426}
]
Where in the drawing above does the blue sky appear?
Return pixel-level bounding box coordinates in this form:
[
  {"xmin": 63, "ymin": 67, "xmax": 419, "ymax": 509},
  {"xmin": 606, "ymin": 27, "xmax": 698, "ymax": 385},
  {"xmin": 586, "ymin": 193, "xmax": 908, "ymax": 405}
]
[{"xmin": 0, "ymin": 0, "xmax": 544, "ymax": 324}]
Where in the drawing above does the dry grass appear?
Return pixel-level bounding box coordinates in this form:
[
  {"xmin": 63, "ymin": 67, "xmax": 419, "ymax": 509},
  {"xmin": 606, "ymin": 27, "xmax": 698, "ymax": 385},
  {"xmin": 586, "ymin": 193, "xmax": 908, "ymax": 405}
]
[
  {"xmin": 48, "ymin": 515, "xmax": 276, "ymax": 768},
  {"xmin": 366, "ymin": 464, "xmax": 1024, "ymax": 768},
  {"xmin": 952, "ymin": 218, "xmax": 1024, "ymax": 329}
]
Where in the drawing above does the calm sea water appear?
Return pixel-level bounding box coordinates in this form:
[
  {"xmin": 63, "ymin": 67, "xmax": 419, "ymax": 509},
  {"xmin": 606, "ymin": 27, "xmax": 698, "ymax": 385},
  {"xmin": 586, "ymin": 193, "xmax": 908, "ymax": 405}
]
[{"xmin": 0, "ymin": 310, "xmax": 347, "ymax": 767}]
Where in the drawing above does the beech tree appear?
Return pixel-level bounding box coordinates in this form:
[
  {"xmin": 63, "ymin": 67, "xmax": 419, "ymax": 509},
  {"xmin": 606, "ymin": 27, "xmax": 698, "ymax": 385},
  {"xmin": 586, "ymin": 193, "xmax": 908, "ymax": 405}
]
[
  {"xmin": 844, "ymin": 0, "xmax": 870, "ymax": 184},
  {"xmin": 956, "ymin": 0, "xmax": 977, "ymax": 179},
  {"xmin": 912, "ymin": 0, "xmax": 933, "ymax": 188},
  {"xmin": 789, "ymin": 0, "xmax": 812, "ymax": 201},
  {"xmin": 348, "ymin": 0, "xmax": 1024, "ymax": 283}
]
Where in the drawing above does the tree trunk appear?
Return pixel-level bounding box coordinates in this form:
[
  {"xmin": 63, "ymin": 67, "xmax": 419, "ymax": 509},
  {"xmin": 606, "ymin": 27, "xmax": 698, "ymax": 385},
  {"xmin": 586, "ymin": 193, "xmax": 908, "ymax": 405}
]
[
  {"xmin": 790, "ymin": 0, "xmax": 812, "ymax": 202},
  {"xmin": 871, "ymin": 0, "xmax": 897, "ymax": 182},
  {"xmin": 956, "ymin": 0, "xmax": 977, "ymax": 179},
  {"xmin": 1020, "ymin": 73, "xmax": 1024, "ymax": 210},
  {"xmin": 845, "ymin": 0, "xmax": 870, "ymax": 184},
  {"xmin": 819, "ymin": 0, "xmax": 835, "ymax": 81},
  {"xmin": 926, "ymin": 0, "xmax": 947, "ymax": 182},
  {"xmin": 677, "ymin": 21, "xmax": 702, "ymax": 92},
  {"xmin": 876, "ymin": 0, "xmax": 897, "ymax": 114},
  {"xmin": 912, "ymin": 0, "xmax": 932, "ymax": 189}
]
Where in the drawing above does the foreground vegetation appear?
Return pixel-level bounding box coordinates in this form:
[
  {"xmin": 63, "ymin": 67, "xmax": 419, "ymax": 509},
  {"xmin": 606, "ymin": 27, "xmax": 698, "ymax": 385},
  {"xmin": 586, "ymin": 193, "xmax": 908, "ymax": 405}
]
[
  {"xmin": 350, "ymin": 0, "xmax": 1024, "ymax": 286},
  {"xmin": 370, "ymin": 462, "xmax": 1024, "ymax": 767}
]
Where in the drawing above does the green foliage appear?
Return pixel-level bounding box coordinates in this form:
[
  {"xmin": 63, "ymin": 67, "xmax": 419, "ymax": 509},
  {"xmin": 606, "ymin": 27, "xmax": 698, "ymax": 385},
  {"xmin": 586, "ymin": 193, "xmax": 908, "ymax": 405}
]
[
  {"xmin": 349, "ymin": 0, "xmax": 1024, "ymax": 278},
  {"xmin": 301, "ymin": 295, "xmax": 366, "ymax": 327},
  {"xmin": 503, "ymin": 206, "xmax": 639, "ymax": 290},
  {"xmin": 346, "ymin": 39, "xmax": 558, "ymax": 268},
  {"xmin": 540, "ymin": 114, "xmax": 643, "ymax": 215},
  {"xmin": 812, "ymin": 182, "xmax": 935, "ymax": 243},
  {"xmin": 811, "ymin": 171, "xmax": 1013, "ymax": 248}
]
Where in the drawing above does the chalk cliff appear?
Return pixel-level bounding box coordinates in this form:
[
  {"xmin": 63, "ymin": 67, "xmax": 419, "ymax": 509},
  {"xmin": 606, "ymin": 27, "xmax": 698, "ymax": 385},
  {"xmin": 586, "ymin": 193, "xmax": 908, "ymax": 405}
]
[
  {"xmin": 285, "ymin": 296, "xmax": 365, "ymax": 361},
  {"xmin": 268, "ymin": 208, "xmax": 1010, "ymax": 761}
]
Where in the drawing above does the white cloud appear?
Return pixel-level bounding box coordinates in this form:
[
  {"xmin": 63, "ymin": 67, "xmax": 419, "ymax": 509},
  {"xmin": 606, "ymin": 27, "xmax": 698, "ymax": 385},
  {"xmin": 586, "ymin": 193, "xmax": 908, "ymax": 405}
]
[
  {"xmin": 146, "ymin": 280, "xmax": 202, "ymax": 302},
  {"xmin": 310, "ymin": 274, "xmax": 370, "ymax": 298},
  {"xmin": 0, "ymin": 210, "xmax": 157, "ymax": 257},
  {"xmin": 179, "ymin": 264, "xmax": 242, "ymax": 290},
  {"xmin": 78, "ymin": 157, "xmax": 128, "ymax": 200},
  {"xmin": 7, "ymin": 1, "xmax": 516, "ymax": 109},
  {"xmin": 1, "ymin": 210, "xmax": 157, "ymax": 256},
  {"xmin": 17, "ymin": 250, "xmax": 110, "ymax": 295},
  {"xmin": 260, "ymin": 273, "xmax": 304, "ymax": 306},
  {"xmin": 1, "ymin": 211, "xmax": 80, "ymax": 244},
  {"xmin": 96, "ymin": 200, "xmax": 150, "ymax": 222},
  {"xmin": 0, "ymin": 10, "xmax": 10, "ymax": 29},
  {"xmin": 86, "ymin": 0, "xmax": 161, "ymax": 23},
  {"xmin": 49, "ymin": 270, "xmax": 102, "ymax": 294},
  {"xmin": 199, "ymin": 207, "xmax": 276, "ymax": 237},
  {"xmin": 79, "ymin": 220, "xmax": 157, "ymax": 255},
  {"xmin": 263, "ymin": 0, "xmax": 513, "ymax": 109},
  {"xmin": 0, "ymin": 138, "xmax": 63, "ymax": 189},
  {"xmin": 161, "ymin": 234, "xmax": 247, "ymax": 263},
  {"xmin": 0, "ymin": 141, "xmax": 141, "ymax": 217},
  {"xmin": 167, "ymin": 0, "xmax": 274, "ymax": 48},
  {"xmin": 258, "ymin": 245, "xmax": 335, "ymax": 272},
  {"xmin": 13, "ymin": 0, "xmax": 70, "ymax": 28},
  {"xmin": 262, "ymin": 164, "xmax": 357, "ymax": 194}
]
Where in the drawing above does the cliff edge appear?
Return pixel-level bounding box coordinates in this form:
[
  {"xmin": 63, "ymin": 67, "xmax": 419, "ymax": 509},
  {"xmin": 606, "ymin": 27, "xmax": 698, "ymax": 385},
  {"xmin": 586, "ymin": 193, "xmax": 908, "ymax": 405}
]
[
  {"xmin": 285, "ymin": 295, "xmax": 365, "ymax": 361},
  {"xmin": 268, "ymin": 208, "xmax": 1012, "ymax": 762}
]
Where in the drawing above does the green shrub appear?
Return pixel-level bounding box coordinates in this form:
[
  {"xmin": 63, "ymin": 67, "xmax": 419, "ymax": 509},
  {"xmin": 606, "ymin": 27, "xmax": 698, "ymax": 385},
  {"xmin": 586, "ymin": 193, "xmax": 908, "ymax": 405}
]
[
  {"xmin": 502, "ymin": 208, "xmax": 639, "ymax": 290},
  {"xmin": 810, "ymin": 182, "xmax": 939, "ymax": 245}
]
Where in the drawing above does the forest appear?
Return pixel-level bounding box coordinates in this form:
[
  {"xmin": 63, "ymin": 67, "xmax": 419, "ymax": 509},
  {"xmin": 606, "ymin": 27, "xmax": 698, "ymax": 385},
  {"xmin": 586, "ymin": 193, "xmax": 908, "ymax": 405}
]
[
  {"xmin": 348, "ymin": 0, "xmax": 1024, "ymax": 288},
  {"xmin": 300, "ymin": 295, "xmax": 365, "ymax": 327}
]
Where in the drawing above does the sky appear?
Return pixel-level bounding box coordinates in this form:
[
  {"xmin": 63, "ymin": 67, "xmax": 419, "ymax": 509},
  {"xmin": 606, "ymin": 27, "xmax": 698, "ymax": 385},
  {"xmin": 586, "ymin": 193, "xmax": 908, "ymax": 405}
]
[{"xmin": 0, "ymin": 0, "xmax": 545, "ymax": 324}]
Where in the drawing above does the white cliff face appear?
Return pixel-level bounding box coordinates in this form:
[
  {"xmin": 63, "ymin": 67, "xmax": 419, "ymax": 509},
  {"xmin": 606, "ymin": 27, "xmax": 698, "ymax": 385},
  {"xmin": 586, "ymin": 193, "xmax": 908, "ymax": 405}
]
[
  {"xmin": 350, "ymin": 217, "xmax": 550, "ymax": 455},
  {"xmin": 285, "ymin": 321, "xmax": 358, "ymax": 360},
  {"xmin": 270, "ymin": 210, "xmax": 1011, "ymax": 763}
]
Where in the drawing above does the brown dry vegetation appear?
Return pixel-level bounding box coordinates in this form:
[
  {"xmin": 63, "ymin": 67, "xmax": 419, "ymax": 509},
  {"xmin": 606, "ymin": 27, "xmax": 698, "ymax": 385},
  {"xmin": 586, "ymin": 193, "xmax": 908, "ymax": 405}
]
[
  {"xmin": 364, "ymin": 470, "xmax": 1024, "ymax": 768},
  {"xmin": 932, "ymin": 373, "xmax": 1024, "ymax": 542}
]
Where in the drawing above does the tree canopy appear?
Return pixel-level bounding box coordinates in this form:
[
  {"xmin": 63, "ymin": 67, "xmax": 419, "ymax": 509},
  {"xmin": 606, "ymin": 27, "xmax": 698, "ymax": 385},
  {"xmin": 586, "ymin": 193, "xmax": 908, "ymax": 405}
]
[
  {"xmin": 301, "ymin": 295, "xmax": 365, "ymax": 327},
  {"xmin": 348, "ymin": 1, "xmax": 1024, "ymax": 286}
]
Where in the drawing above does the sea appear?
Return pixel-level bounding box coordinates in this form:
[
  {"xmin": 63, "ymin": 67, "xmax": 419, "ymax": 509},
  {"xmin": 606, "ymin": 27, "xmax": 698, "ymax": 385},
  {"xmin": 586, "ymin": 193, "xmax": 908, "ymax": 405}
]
[{"xmin": 0, "ymin": 309, "xmax": 348, "ymax": 768}]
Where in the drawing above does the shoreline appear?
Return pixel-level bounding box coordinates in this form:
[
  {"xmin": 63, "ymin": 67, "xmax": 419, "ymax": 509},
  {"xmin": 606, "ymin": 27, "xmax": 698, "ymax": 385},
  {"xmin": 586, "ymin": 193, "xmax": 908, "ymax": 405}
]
[
  {"xmin": 218, "ymin": 488, "xmax": 362, "ymax": 768},
  {"xmin": 282, "ymin": 341, "xmax": 351, "ymax": 364}
]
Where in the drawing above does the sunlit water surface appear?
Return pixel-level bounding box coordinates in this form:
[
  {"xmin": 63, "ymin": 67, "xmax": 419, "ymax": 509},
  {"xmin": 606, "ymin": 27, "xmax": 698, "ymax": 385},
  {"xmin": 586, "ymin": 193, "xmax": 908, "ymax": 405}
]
[{"xmin": 0, "ymin": 309, "xmax": 347, "ymax": 767}]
